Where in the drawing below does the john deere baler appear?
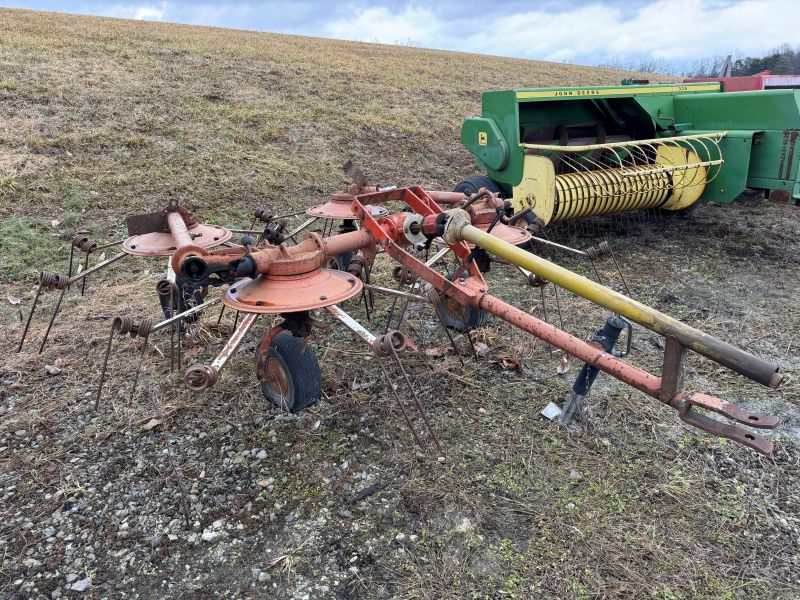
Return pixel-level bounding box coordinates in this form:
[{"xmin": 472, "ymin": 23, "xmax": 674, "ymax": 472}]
[{"xmin": 460, "ymin": 82, "xmax": 800, "ymax": 225}]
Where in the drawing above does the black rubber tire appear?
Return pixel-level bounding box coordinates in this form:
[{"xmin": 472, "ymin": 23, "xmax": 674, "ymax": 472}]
[
  {"xmin": 434, "ymin": 275, "xmax": 491, "ymax": 332},
  {"xmin": 669, "ymin": 199, "xmax": 704, "ymax": 217},
  {"xmin": 258, "ymin": 331, "xmax": 322, "ymax": 412},
  {"xmin": 454, "ymin": 175, "xmax": 506, "ymax": 199},
  {"xmin": 326, "ymin": 251, "xmax": 353, "ymax": 271},
  {"xmin": 435, "ymin": 297, "xmax": 491, "ymax": 332}
]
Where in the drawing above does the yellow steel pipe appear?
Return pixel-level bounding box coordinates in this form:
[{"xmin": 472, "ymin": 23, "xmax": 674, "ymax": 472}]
[{"xmin": 442, "ymin": 210, "xmax": 782, "ymax": 388}]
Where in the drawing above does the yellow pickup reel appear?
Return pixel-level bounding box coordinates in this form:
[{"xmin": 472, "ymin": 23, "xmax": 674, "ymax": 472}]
[{"xmin": 510, "ymin": 132, "xmax": 726, "ymax": 225}]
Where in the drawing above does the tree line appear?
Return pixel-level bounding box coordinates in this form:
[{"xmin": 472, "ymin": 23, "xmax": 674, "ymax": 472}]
[{"xmin": 598, "ymin": 44, "xmax": 800, "ymax": 77}]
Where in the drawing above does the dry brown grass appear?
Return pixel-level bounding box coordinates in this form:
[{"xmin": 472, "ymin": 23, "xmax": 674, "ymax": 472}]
[
  {"xmin": 0, "ymin": 8, "xmax": 798, "ymax": 600},
  {"xmin": 0, "ymin": 7, "xmax": 666, "ymax": 284}
]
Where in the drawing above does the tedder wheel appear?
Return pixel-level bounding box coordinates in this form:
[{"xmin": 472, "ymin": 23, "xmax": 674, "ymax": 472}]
[
  {"xmin": 257, "ymin": 331, "xmax": 322, "ymax": 412},
  {"xmin": 453, "ymin": 175, "xmax": 506, "ymax": 198},
  {"xmin": 326, "ymin": 250, "xmax": 353, "ymax": 271},
  {"xmin": 434, "ymin": 275, "xmax": 491, "ymax": 332}
]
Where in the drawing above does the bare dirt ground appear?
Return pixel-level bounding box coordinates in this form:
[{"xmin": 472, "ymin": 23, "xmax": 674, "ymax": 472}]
[{"xmin": 1, "ymin": 9, "xmax": 799, "ymax": 600}]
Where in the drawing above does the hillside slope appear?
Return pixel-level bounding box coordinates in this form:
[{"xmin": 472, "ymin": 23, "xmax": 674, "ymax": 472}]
[
  {"xmin": 0, "ymin": 8, "xmax": 661, "ymax": 272},
  {"xmin": 1, "ymin": 10, "xmax": 798, "ymax": 600}
]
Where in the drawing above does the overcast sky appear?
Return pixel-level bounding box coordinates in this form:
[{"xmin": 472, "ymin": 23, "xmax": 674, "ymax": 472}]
[{"xmin": 4, "ymin": 1, "xmax": 799, "ymax": 67}]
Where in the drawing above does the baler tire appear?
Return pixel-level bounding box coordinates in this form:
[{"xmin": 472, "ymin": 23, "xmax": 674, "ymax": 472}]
[
  {"xmin": 454, "ymin": 175, "xmax": 506, "ymax": 199},
  {"xmin": 258, "ymin": 331, "xmax": 321, "ymax": 413},
  {"xmin": 673, "ymin": 199, "xmax": 704, "ymax": 217}
]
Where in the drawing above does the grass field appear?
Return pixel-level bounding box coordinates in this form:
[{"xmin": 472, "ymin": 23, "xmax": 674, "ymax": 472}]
[{"xmin": 1, "ymin": 8, "xmax": 799, "ymax": 600}]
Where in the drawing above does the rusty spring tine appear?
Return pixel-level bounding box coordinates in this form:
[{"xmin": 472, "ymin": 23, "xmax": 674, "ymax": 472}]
[
  {"xmin": 384, "ymin": 294, "xmax": 399, "ymax": 334},
  {"xmin": 80, "ymin": 253, "xmax": 90, "ymax": 296},
  {"xmin": 373, "ymin": 344, "xmax": 426, "ymax": 450},
  {"xmin": 129, "ymin": 324, "xmax": 153, "ymax": 404},
  {"xmin": 426, "ymin": 288, "xmax": 465, "ymax": 367},
  {"xmin": 95, "ymin": 319, "xmax": 119, "ymax": 410},
  {"xmin": 17, "ymin": 283, "xmax": 42, "ymax": 353},
  {"xmin": 17, "ymin": 272, "xmax": 70, "ymax": 353},
  {"xmin": 172, "ymin": 285, "xmax": 181, "ymax": 372},
  {"xmin": 383, "ymin": 276, "xmax": 406, "ymax": 334},
  {"xmin": 358, "ymin": 261, "xmax": 375, "ymax": 321},
  {"xmin": 68, "ymin": 244, "xmax": 76, "ymax": 278},
  {"xmin": 94, "ymin": 316, "xmax": 151, "ymax": 409},
  {"xmin": 17, "ymin": 282, "xmax": 44, "ymax": 352},
  {"xmin": 553, "ymin": 284, "xmax": 564, "ymax": 331},
  {"xmin": 216, "ymin": 303, "xmax": 226, "ymax": 325},
  {"xmin": 358, "ymin": 284, "xmax": 372, "ymax": 322},
  {"xmin": 589, "ymin": 256, "xmax": 605, "ymax": 287},
  {"xmin": 361, "ymin": 283, "xmax": 372, "ymax": 322},
  {"xmin": 607, "ymin": 244, "xmax": 632, "ymax": 298},
  {"xmin": 540, "ymin": 286, "xmax": 548, "ymax": 324},
  {"xmin": 38, "ymin": 286, "xmax": 68, "ymax": 354},
  {"xmin": 456, "ymin": 304, "xmax": 480, "ymax": 360},
  {"xmin": 177, "ymin": 315, "xmax": 182, "ymax": 372},
  {"xmin": 391, "ymin": 287, "xmax": 414, "ymax": 334},
  {"xmin": 233, "ymin": 310, "xmax": 240, "ymax": 330},
  {"xmin": 326, "ymin": 303, "xmax": 426, "ymax": 450},
  {"xmin": 365, "ymin": 263, "xmax": 374, "ymax": 314},
  {"xmin": 386, "ymin": 339, "xmax": 443, "ymax": 455},
  {"xmin": 94, "ymin": 295, "xmax": 223, "ymax": 407}
]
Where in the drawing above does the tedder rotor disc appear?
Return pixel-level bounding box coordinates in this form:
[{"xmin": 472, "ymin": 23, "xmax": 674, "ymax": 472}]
[
  {"xmin": 306, "ymin": 196, "xmax": 389, "ymax": 220},
  {"xmin": 122, "ymin": 223, "xmax": 232, "ymax": 256},
  {"xmin": 224, "ymin": 268, "xmax": 363, "ymax": 313}
]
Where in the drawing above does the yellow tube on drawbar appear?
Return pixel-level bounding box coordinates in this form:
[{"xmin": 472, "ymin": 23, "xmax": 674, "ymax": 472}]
[{"xmin": 441, "ymin": 209, "xmax": 781, "ymax": 388}]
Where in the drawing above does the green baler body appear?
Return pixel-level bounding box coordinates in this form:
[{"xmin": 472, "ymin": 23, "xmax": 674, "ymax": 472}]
[{"xmin": 462, "ymin": 83, "xmax": 800, "ymax": 203}]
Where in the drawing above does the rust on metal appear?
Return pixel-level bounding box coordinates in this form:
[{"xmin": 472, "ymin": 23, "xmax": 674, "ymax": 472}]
[
  {"xmin": 17, "ymin": 252, "xmax": 129, "ymax": 353},
  {"xmin": 659, "ymin": 336, "xmax": 687, "ymax": 402},
  {"xmin": 307, "ymin": 193, "xmax": 389, "ymax": 220},
  {"xmin": 373, "ymin": 330, "xmax": 417, "ymax": 356},
  {"xmin": 184, "ymin": 312, "xmax": 259, "ymax": 391},
  {"xmin": 123, "ymin": 202, "xmax": 231, "ymax": 259},
  {"xmin": 225, "ymin": 270, "xmax": 363, "ymax": 313},
  {"xmin": 122, "ymin": 223, "xmax": 231, "ymax": 256}
]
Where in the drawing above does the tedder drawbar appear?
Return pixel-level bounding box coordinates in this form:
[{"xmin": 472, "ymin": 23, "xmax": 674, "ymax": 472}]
[
  {"xmin": 17, "ymin": 175, "xmax": 784, "ymax": 456},
  {"xmin": 459, "ymin": 82, "xmax": 800, "ymax": 225}
]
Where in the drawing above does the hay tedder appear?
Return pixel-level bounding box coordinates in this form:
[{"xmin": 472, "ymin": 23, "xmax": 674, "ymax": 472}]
[
  {"xmin": 459, "ymin": 82, "xmax": 800, "ymax": 220},
  {"xmin": 16, "ymin": 160, "xmax": 785, "ymax": 456}
]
